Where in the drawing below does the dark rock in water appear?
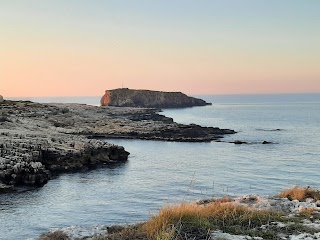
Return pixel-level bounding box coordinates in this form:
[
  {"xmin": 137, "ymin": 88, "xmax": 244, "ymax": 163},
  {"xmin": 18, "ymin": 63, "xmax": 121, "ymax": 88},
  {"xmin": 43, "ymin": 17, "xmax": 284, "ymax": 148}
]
[
  {"xmin": 232, "ymin": 140, "xmax": 248, "ymax": 145},
  {"xmin": 100, "ymin": 88, "xmax": 211, "ymax": 108},
  {"xmin": 230, "ymin": 140, "xmax": 274, "ymax": 145}
]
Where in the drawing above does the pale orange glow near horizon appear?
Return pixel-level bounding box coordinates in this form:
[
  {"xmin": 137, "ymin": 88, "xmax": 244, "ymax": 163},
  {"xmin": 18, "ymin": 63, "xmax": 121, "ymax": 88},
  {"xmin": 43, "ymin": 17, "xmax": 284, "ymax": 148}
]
[{"xmin": 1, "ymin": 1, "xmax": 320, "ymax": 97}]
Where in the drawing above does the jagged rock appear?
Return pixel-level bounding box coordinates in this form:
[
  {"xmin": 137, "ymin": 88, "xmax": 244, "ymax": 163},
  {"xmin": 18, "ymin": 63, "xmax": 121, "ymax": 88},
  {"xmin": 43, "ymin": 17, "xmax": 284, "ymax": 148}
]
[{"xmin": 100, "ymin": 88, "xmax": 211, "ymax": 108}]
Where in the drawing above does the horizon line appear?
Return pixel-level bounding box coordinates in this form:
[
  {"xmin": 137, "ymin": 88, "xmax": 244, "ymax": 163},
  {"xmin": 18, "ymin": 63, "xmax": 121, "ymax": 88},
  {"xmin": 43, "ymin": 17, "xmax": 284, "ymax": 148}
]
[{"xmin": 5, "ymin": 91, "xmax": 320, "ymax": 99}]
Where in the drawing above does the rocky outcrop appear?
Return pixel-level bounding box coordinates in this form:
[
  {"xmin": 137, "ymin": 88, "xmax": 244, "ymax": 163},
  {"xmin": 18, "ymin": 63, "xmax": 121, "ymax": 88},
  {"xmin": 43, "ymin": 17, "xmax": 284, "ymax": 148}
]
[
  {"xmin": 100, "ymin": 88, "xmax": 211, "ymax": 108},
  {"xmin": 94, "ymin": 123, "xmax": 235, "ymax": 142},
  {"xmin": 0, "ymin": 134, "xmax": 129, "ymax": 192},
  {"xmin": 0, "ymin": 101, "xmax": 130, "ymax": 192},
  {"xmin": 0, "ymin": 100, "xmax": 234, "ymax": 192},
  {"xmin": 0, "ymin": 95, "xmax": 3, "ymax": 103}
]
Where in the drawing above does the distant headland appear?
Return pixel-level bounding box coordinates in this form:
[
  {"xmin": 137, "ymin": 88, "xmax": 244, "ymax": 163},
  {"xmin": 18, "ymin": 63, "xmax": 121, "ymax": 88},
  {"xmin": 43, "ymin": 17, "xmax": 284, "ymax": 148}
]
[{"xmin": 100, "ymin": 88, "xmax": 211, "ymax": 108}]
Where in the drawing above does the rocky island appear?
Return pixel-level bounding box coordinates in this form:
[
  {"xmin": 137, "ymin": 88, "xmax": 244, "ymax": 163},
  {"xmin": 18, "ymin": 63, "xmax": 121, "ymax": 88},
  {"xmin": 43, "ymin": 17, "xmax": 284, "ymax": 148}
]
[
  {"xmin": 100, "ymin": 88, "xmax": 211, "ymax": 108},
  {"xmin": 0, "ymin": 96, "xmax": 235, "ymax": 193}
]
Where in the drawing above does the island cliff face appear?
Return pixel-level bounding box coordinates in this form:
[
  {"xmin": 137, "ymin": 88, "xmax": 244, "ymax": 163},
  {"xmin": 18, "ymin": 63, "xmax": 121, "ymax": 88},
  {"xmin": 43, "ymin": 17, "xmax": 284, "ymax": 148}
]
[{"xmin": 101, "ymin": 88, "xmax": 211, "ymax": 108}]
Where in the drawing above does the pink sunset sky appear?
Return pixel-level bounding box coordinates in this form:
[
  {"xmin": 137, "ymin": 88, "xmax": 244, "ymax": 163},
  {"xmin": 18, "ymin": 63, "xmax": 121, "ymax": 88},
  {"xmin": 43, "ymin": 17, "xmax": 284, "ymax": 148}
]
[{"xmin": 1, "ymin": 1, "xmax": 320, "ymax": 97}]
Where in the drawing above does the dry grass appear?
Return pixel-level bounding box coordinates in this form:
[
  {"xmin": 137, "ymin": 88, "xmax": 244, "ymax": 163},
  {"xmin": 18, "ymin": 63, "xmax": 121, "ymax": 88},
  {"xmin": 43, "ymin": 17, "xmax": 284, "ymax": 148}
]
[
  {"xmin": 278, "ymin": 186, "xmax": 320, "ymax": 201},
  {"xmin": 143, "ymin": 201, "xmax": 282, "ymax": 239},
  {"xmin": 299, "ymin": 207, "xmax": 317, "ymax": 217},
  {"xmin": 91, "ymin": 200, "xmax": 283, "ymax": 240}
]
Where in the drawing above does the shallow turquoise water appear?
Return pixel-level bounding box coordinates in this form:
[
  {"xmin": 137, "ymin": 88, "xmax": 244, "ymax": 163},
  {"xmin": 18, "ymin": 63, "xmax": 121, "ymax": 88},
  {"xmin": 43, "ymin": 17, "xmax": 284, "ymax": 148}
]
[{"xmin": 1, "ymin": 94, "xmax": 320, "ymax": 239}]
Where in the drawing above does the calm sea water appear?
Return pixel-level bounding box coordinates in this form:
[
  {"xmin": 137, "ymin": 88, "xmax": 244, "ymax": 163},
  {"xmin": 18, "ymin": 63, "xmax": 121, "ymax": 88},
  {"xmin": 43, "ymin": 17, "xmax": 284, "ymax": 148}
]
[{"xmin": 1, "ymin": 93, "xmax": 320, "ymax": 240}]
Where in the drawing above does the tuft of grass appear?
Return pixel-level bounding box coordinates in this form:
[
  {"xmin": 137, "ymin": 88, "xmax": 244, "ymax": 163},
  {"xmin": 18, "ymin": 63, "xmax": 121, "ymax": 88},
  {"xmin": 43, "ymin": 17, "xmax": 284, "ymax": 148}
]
[
  {"xmin": 37, "ymin": 230, "xmax": 69, "ymax": 240},
  {"xmin": 143, "ymin": 201, "xmax": 283, "ymax": 239},
  {"xmin": 278, "ymin": 186, "xmax": 320, "ymax": 201}
]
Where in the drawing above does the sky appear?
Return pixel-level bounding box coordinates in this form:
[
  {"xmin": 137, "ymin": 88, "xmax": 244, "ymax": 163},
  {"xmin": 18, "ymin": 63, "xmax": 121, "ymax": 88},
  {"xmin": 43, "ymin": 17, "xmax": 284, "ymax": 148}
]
[{"xmin": 1, "ymin": 0, "xmax": 320, "ymax": 97}]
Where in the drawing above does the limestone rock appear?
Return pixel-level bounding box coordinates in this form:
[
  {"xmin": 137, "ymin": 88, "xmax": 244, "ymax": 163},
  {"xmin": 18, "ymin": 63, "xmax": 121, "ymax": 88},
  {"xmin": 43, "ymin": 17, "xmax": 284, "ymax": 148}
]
[{"xmin": 100, "ymin": 88, "xmax": 211, "ymax": 108}]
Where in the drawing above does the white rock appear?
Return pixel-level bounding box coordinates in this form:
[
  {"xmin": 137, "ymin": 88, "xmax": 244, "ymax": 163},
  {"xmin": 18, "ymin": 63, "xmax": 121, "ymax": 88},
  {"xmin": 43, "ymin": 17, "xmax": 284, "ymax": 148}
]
[{"xmin": 289, "ymin": 233, "xmax": 319, "ymax": 240}]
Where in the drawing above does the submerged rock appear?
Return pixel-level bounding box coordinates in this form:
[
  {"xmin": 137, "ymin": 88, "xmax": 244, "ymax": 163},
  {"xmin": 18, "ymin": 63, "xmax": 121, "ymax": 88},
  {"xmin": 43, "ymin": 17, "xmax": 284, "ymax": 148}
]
[
  {"xmin": 230, "ymin": 140, "xmax": 274, "ymax": 145},
  {"xmin": 231, "ymin": 140, "xmax": 248, "ymax": 144},
  {"xmin": 100, "ymin": 88, "xmax": 211, "ymax": 108}
]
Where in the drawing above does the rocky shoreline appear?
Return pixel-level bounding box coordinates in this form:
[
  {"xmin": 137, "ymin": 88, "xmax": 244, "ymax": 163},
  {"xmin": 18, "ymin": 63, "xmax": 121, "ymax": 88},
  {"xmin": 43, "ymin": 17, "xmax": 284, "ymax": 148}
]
[
  {"xmin": 38, "ymin": 191, "xmax": 320, "ymax": 240},
  {"xmin": 0, "ymin": 99, "xmax": 235, "ymax": 192}
]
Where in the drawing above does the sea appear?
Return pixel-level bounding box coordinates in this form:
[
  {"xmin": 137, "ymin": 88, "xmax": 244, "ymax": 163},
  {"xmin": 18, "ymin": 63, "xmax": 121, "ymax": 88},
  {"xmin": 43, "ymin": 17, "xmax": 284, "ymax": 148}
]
[{"xmin": 1, "ymin": 93, "xmax": 320, "ymax": 240}]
